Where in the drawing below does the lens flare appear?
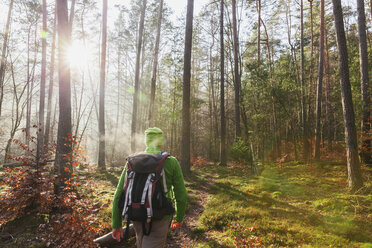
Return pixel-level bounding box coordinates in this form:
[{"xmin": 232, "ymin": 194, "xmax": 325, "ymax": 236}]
[{"xmin": 66, "ymin": 41, "xmax": 91, "ymax": 69}]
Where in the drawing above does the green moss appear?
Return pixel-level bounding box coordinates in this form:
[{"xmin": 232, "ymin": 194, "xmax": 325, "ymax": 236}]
[{"xmin": 192, "ymin": 161, "xmax": 372, "ymax": 247}]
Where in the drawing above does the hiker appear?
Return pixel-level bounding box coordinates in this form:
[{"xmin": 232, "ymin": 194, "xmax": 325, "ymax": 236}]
[{"xmin": 111, "ymin": 127, "xmax": 187, "ymax": 248}]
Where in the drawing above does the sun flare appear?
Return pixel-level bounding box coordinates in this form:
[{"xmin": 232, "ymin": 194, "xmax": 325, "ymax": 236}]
[{"xmin": 66, "ymin": 41, "xmax": 91, "ymax": 69}]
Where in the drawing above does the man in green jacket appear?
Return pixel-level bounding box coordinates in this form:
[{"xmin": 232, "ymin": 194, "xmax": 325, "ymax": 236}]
[{"xmin": 111, "ymin": 127, "xmax": 187, "ymax": 248}]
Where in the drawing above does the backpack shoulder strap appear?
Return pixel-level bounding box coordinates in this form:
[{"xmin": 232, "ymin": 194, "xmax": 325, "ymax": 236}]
[{"xmin": 155, "ymin": 152, "xmax": 170, "ymax": 174}]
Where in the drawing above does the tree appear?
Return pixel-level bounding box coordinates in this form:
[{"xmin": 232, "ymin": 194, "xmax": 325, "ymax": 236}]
[
  {"xmin": 98, "ymin": 0, "xmax": 107, "ymax": 170},
  {"xmin": 356, "ymin": 0, "xmax": 371, "ymax": 164},
  {"xmin": 300, "ymin": 0, "xmax": 310, "ymax": 160},
  {"xmin": 45, "ymin": 0, "xmax": 57, "ymax": 146},
  {"xmin": 332, "ymin": 0, "xmax": 363, "ymax": 190},
  {"xmin": 231, "ymin": 0, "xmax": 241, "ymax": 138},
  {"xmin": 37, "ymin": 0, "xmax": 47, "ymax": 165},
  {"xmin": 55, "ymin": 0, "xmax": 72, "ymax": 192},
  {"xmin": 256, "ymin": 0, "xmax": 261, "ymax": 63},
  {"xmin": 220, "ymin": 0, "xmax": 227, "ymax": 167},
  {"xmin": 180, "ymin": 0, "xmax": 194, "ymax": 175},
  {"xmin": 131, "ymin": 0, "xmax": 147, "ymax": 153},
  {"xmin": 314, "ymin": 0, "xmax": 325, "ymax": 160},
  {"xmin": 0, "ymin": 0, "xmax": 14, "ymax": 117},
  {"xmin": 148, "ymin": 0, "xmax": 164, "ymax": 127}
]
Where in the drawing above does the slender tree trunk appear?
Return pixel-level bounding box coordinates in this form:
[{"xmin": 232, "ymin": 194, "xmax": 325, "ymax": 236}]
[
  {"xmin": 325, "ymin": 18, "xmax": 333, "ymax": 152},
  {"xmin": 232, "ymin": 0, "xmax": 241, "ymax": 139},
  {"xmin": 37, "ymin": 0, "xmax": 48, "ymax": 166},
  {"xmin": 98, "ymin": 0, "xmax": 107, "ymax": 170},
  {"xmin": 370, "ymin": 0, "xmax": 372, "ymax": 27},
  {"xmin": 308, "ymin": 0, "xmax": 314, "ymax": 153},
  {"xmin": 55, "ymin": 0, "xmax": 72, "ymax": 193},
  {"xmin": 69, "ymin": 0, "xmax": 76, "ymax": 34},
  {"xmin": 332, "ymin": 0, "xmax": 363, "ymax": 190},
  {"xmin": 300, "ymin": 0, "xmax": 309, "ymax": 161},
  {"xmin": 45, "ymin": 1, "xmax": 57, "ymax": 146},
  {"xmin": 257, "ymin": 0, "xmax": 261, "ymax": 63},
  {"xmin": 26, "ymin": 26, "xmax": 39, "ymax": 146},
  {"xmin": 131, "ymin": 0, "xmax": 147, "ymax": 153},
  {"xmin": 112, "ymin": 46, "xmax": 120, "ymax": 162},
  {"xmin": 26, "ymin": 26, "xmax": 32, "ymax": 146},
  {"xmin": 0, "ymin": 0, "xmax": 14, "ymax": 117},
  {"xmin": 180, "ymin": 0, "xmax": 194, "ymax": 175},
  {"xmin": 148, "ymin": 0, "xmax": 164, "ymax": 127},
  {"xmin": 356, "ymin": 0, "xmax": 371, "ymax": 164},
  {"xmin": 220, "ymin": 0, "xmax": 227, "ymax": 166},
  {"xmin": 314, "ymin": 0, "xmax": 325, "ymax": 160}
]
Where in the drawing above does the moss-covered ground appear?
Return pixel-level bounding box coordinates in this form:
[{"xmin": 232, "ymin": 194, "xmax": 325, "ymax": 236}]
[{"xmin": 192, "ymin": 161, "xmax": 372, "ymax": 247}]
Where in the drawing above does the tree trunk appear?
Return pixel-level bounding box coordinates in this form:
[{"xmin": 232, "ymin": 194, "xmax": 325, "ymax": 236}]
[
  {"xmin": 98, "ymin": 0, "xmax": 107, "ymax": 170},
  {"xmin": 180, "ymin": 0, "xmax": 194, "ymax": 175},
  {"xmin": 55, "ymin": 0, "xmax": 72, "ymax": 193},
  {"xmin": 300, "ymin": 0, "xmax": 310, "ymax": 161},
  {"xmin": 45, "ymin": 1, "xmax": 57, "ymax": 146},
  {"xmin": 131, "ymin": 0, "xmax": 147, "ymax": 153},
  {"xmin": 324, "ymin": 19, "xmax": 333, "ymax": 152},
  {"xmin": 148, "ymin": 0, "xmax": 164, "ymax": 127},
  {"xmin": 220, "ymin": 0, "xmax": 227, "ymax": 166},
  {"xmin": 332, "ymin": 0, "xmax": 363, "ymax": 191},
  {"xmin": 308, "ymin": 0, "xmax": 314, "ymax": 152},
  {"xmin": 0, "ymin": 0, "xmax": 14, "ymax": 117},
  {"xmin": 356, "ymin": 0, "xmax": 371, "ymax": 164},
  {"xmin": 370, "ymin": 0, "xmax": 372, "ymax": 27},
  {"xmin": 37, "ymin": 0, "xmax": 48, "ymax": 166},
  {"xmin": 314, "ymin": 0, "xmax": 325, "ymax": 160},
  {"xmin": 232, "ymin": 0, "xmax": 241, "ymax": 139},
  {"xmin": 112, "ymin": 45, "xmax": 121, "ymax": 162},
  {"xmin": 257, "ymin": 0, "xmax": 261, "ymax": 63}
]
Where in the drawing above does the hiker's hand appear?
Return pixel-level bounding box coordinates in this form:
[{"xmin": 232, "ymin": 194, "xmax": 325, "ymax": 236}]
[
  {"xmin": 171, "ymin": 222, "xmax": 182, "ymax": 229},
  {"xmin": 112, "ymin": 228, "xmax": 123, "ymax": 242}
]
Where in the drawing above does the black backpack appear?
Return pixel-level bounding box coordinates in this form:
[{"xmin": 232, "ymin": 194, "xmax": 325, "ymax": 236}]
[{"xmin": 118, "ymin": 152, "xmax": 175, "ymax": 239}]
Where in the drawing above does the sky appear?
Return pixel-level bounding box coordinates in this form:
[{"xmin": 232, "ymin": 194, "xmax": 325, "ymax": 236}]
[
  {"xmin": 107, "ymin": 0, "xmax": 209, "ymax": 25},
  {"xmin": 0, "ymin": 0, "xmax": 210, "ymax": 30}
]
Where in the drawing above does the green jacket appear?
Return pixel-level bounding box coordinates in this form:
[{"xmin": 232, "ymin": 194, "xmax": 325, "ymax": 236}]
[{"xmin": 111, "ymin": 147, "xmax": 187, "ymax": 229}]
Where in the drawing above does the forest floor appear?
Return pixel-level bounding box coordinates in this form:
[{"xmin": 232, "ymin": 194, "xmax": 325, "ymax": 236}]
[{"xmin": 1, "ymin": 160, "xmax": 372, "ymax": 247}]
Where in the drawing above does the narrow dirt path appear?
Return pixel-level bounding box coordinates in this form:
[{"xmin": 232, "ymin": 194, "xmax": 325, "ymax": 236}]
[{"xmin": 166, "ymin": 172, "xmax": 218, "ymax": 248}]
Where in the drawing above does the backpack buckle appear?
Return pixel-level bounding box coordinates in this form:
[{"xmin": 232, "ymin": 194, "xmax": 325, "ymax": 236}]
[
  {"xmin": 150, "ymin": 173, "xmax": 160, "ymax": 182},
  {"xmin": 128, "ymin": 171, "xmax": 134, "ymax": 179}
]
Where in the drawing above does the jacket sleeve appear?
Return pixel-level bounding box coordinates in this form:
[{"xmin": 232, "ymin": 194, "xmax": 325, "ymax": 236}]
[
  {"xmin": 111, "ymin": 165, "xmax": 127, "ymax": 229},
  {"xmin": 171, "ymin": 158, "xmax": 187, "ymax": 223}
]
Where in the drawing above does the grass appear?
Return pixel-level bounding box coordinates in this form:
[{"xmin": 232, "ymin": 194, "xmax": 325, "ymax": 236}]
[{"xmin": 192, "ymin": 161, "xmax": 372, "ymax": 247}]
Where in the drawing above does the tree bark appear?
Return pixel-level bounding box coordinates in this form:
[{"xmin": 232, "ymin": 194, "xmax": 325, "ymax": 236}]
[
  {"xmin": 356, "ymin": 0, "xmax": 371, "ymax": 164},
  {"xmin": 220, "ymin": 0, "xmax": 227, "ymax": 167},
  {"xmin": 37, "ymin": 0, "xmax": 48, "ymax": 166},
  {"xmin": 0, "ymin": 0, "xmax": 14, "ymax": 117},
  {"xmin": 324, "ymin": 16, "xmax": 333, "ymax": 152},
  {"xmin": 131, "ymin": 0, "xmax": 147, "ymax": 153},
  {"xmin": 55, "ymin": 0, "xmax": 72, "ymax": 192},
  {"xmin": 98, "ymin": 0, "xmax": 107, "ymax": 170},
  {"xmin": 332, "ymin": 0, "xmax": 363, "ymax": 190},
  {"xmin": 257, "ymin": 0, "xmax": 261, "ymax": 63},
  {"xmin": 232, "ymin": 0, "xmax": 241, "ymax": 139},
  {"xmin": 180, "ymin": 0, "xmax": 194, "ymax": 175},
  {"xmin": 314, "ymin": 0, "xmax": 325, "ymax": 160},
  {"xmin": 148, "ymin": 0, "xmax": 164, "ymax": 127},
  {"xmin": 45, "ymin": 1, "xmax": 57, "ymax": 146},
  {"xmin": 300, "ymin": 0, "xmax": 310, "ymax": 161}
]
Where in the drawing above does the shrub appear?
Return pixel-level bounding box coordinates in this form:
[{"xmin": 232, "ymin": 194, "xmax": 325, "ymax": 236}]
[
  {"xmin": 229, "ymin": 139, "xmax": 252, "ymax": 163},
  {"xmin": 0, "ymin": 138, "xmax": 109, "ymax": 247}
]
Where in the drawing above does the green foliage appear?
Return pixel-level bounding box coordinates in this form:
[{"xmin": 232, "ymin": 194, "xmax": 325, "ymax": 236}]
[{"xmin": 229, "ymin": 139, "xmax": 252, "ymax": 163}]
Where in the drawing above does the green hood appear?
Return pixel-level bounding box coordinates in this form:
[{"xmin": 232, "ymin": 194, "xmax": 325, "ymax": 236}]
[{"xmin": 144, "ymin": 127, "xmax": 164, "ymax": 154}]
